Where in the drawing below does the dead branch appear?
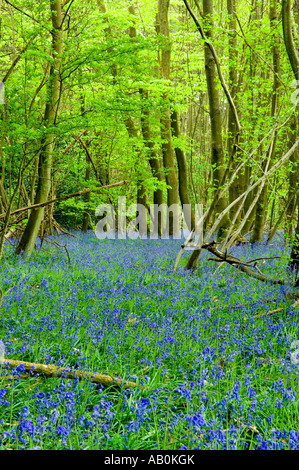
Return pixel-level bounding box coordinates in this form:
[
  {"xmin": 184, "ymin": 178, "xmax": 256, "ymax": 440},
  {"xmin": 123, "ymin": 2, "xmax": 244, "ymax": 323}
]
[
  {"xmin": 0, "ymin": 180, "xmax": 129, "ymax": 221},
  {"xmin": 43, "ymin": 237, "xmax": 71, "ymax": 265},
  {"xmin": 246, "ymin": 256, "xmax": 281, "ymax": 264},
  {"xmin": 202, "ymin": 240, "xmax": 294, "ymax": 286},
  {"xmin": 174, "ymin": 137, "xmax": 299, "ymax": 271},
  {"xmin": 2, "ymin": 34, "xmax": 38, "ymax": 83},
  {"xmin": 79, "ymin": 138, "xmax": 100, "ymax": 181},
  {"xmin": 253, "ymin": 308, "xmax": 284, "ymax": 319},
  {"xmin": 2, "ymin": 358, "xmax": 138, "ymax": 390}
]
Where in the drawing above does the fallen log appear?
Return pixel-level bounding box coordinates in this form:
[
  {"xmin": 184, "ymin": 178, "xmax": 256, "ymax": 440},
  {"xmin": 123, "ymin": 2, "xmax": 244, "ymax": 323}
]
[{"xmin": 2, "ymin": 358, "xmax": 138, "ymax": 390}]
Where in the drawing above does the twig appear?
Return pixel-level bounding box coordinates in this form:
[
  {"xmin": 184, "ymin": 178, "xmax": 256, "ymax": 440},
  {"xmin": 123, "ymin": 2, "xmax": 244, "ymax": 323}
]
[
  {"xmin": 3, "ymin": 0, "xmax": 49, "ymax": 30},
  {"xmin": 254, "ymin": 264, "xmax": 265, "ymax": 276},
  {"xmin": 213, "ymin": 261, "xmax": 224, "ymax": 275},
  {"xmin": 246, "ymin": 256, "xmax": 281, "ymax": 264},
  {"xmin": 2, "ymin": 35, "xmax": 38, "ymax": 83},
  {"xmin": 43, "ymin": 238, "xmax": 71, "ymax": 265}
]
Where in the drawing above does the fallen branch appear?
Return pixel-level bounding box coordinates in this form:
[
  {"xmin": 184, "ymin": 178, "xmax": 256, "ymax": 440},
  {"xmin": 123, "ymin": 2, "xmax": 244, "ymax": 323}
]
[
  {"xmin": 79, "ymin": 138, "xmax": 99, "ymax": 180},
  {"xmin": 252, "ymin": 300, "xmax": 299, "ymax": 320},
  {"xmin": 58, "ymin": 130, "xmax": 87, "ymax": 158},
  {"xmin": 202, "ymin": 240, "xmax": 294, "ymax": 286},
  {"xmin": 253, "ymin": 308, "xmax": 284, "ymax": 320},
  {"xmin": 0, "ymin": 180, "xmax": 129, "ymax": 220},
  {"xmin": 2, "ymin": 358, "xmax": 138, "ymax": 390},
  {"xmin": 174, "ymin": 135, "xmax": 299, "ymax": 271},
  {"xmin": 43, "ymin": 237, "xmax": 71, "ymax": 265},
  {"xmin": 246, "ymin": 256, "xmax": 281, "ymax": 264}
]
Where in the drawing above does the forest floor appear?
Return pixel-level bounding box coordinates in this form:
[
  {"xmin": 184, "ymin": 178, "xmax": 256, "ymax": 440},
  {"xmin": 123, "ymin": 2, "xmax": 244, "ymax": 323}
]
[{"xmin": 0, "ymin": 232, "xmax": 298, "ymax": 450}]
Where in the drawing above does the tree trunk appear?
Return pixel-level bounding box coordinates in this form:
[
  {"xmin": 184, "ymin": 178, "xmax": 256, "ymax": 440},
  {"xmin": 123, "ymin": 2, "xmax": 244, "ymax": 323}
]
[
  {"xmin": 171, "ymin": 110, "xmax": 195, "ymax": 231},
  {"xmin": 290, "ymin": 211, "xmax": 299, "ymax": 276},
  {"xmin": 286, "ymin": 117, "xmax": 299, "ymax": 238},
  {"xmin": 15, "ymin": 0, "xmax": 63, "ymax": 256},
  {"xmin": 285, "ymin": 0, "xmax": 299, "ymax": 239},
  {"xmin": 227, "ymin": 0, "xmax": 243, "ymax": 224},
  {"xmin": 250, "ymin": 0, "xmax": 280, "ymax": 243},
  {"xmin": 81, "ymin": 156, "xmax": 91, "ymax": 233},
  {"xmin": 203, "ymin": 0, "xmax": 230, "ymax": 236},
  {"xmin": 157, "ymin": 0, "xmax": 179, "ymax": 236},
  {"xmin": 282, "ymin": 0, "xmax": 299, "ymax": 270},
  {"xmin": 140, "ymin": 88, "xmax": 164, "ymax": 235}
]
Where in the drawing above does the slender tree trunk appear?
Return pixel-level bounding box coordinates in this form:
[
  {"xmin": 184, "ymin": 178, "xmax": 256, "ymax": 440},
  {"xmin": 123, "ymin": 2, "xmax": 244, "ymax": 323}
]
[
  {"xmin": 79, "ymin": 91, "xmax": 91, "ymax": 233},
  {"xmin": 140, "ymin": 88, "xmax": 164, "ymax": 235},
  {"xmin": 0, "ymin": 156, "xmax": 25, "ymax": 260},
  {"xmin": 15, "ymin": 0, "xmax": 63, "ymax": 256},
  {"xmin": 241, "ymin": 4, "xmax": 263, "ymax": 235},
  {"xmin": 282, "ymin": 0, "xmax": 299, "ymax": 81},
  {"xmin": 126, "ymin": 8, "xmax": 148, "ymax": 222},
  {"xmin": 124, "ymin": 116, "xmax": 148, "ymax": 212},
  {"xmin": 82, "ymin": 156, "xmax": 91, "ymax": 233},
  {"xmin": 290, "ymin": 212, "xmax": 299, "ymax": 276},
  {"xmin": 157, "ymin": 0, "xmax": 179, "ymax": 236},
  {"xmin": 250, "ymin": 0, "xmax": 280, "ymax": 243},
  {"xmin": 285, "ymin": 0, "xmax": 299, "ymax": 239},
  {"xmin": 286, "ymin": 117, "xmax": 299, "ymax": 238},
  {"xmin": 282, "ymin": 0, "xmax": 299, "ymax": 271},
  {"xmin": 0, "ymin": 99, "xmax": 8, "ymax": 214},
  {"xmin": 171, "ymin": 110, "xmax": 195, "ymax": 231},
  {"xmin": 203, "ymin": 0, "xmax": 230, "ymax": 235},
  {"xmin": 227, "ymin": 0, "xmax": 243, "ymax": 224}
]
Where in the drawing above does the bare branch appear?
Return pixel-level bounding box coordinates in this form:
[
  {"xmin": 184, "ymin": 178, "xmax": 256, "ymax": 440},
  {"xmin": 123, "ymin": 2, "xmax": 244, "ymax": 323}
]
[
  {"xmin": 0, "ymin": 180, "xmax": 129, "ymax": 220},
  {"xmin": 2, "ymin": 35, "xmax": 37, "ymax": 83},
  {"xmin": 202, "ymin": 240, "xmax": 294, "ymax": 286}
]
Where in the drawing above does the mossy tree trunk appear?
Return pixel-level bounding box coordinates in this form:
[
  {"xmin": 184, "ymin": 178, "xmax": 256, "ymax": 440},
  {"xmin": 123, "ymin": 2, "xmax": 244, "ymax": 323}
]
[
  {"xmin": 203, "ymin": 0, "xmax": 230, "ymax": 236},
  {"xmin": 15, "ymin": 0, "xmax": 63, "ymax": 256}
]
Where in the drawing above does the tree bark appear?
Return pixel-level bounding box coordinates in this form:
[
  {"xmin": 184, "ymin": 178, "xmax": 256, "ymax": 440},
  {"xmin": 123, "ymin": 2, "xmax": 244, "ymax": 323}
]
[
  {"xmin": 227, "ymin": 0, "xmax": 243, "ymax": 223},
  {"xmin": 250, "ymin": 0, "xmax": 281, "ymax": 243},
  {"xmin": 81, "ymin": 155, "xmax": 91, "ymax": 233},
  {"xmin": 171, "ymin": 110, "xmax": 195, "ymax": 231},
  {"xmin": 15, "ymin": 0, "xmax": 63, "ymax": 256},
  {"xmin": 157, "ymin": 0, "xmax": 179, "ymax": 236},
  {"xmin": 203, "ymin": 0, "xmax": 230, "ymax": 235},
  {"xmin": 139, "ymin": 88, "xmax": 164, "ymax": 233},
  {"xmin": 282, "ymin": 0, "xmax": 299, "ymax": 271}
]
